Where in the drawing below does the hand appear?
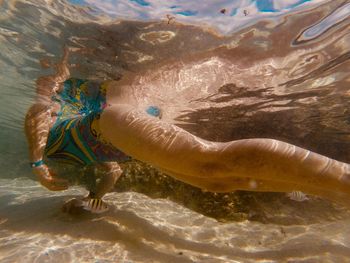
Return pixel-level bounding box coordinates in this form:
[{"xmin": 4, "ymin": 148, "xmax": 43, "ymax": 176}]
[{"xmin": 33, "ymin": 164, "xmax": 69, "ymax": 191}]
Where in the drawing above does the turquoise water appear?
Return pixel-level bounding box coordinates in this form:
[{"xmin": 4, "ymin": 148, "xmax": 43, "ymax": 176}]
[{"xmin": 0, "ymin": 0, "xmax": 350, "ymax": 262}]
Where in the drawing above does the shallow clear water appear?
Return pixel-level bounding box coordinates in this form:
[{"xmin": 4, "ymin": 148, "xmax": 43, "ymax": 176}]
[{"xmin": 0, "ymin": 0, "xmax": 350, "ymax": 262}]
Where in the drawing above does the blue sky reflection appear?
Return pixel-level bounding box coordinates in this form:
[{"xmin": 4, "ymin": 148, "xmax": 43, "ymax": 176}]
[{"xmin": 67, "ymin": 0, "xmax": 328, "ymax": 33}]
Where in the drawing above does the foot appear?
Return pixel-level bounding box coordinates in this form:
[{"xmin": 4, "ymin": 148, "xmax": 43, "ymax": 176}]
[{"xmin": 61, "ymin": 198, "xmax": 85, "ymax": 214}]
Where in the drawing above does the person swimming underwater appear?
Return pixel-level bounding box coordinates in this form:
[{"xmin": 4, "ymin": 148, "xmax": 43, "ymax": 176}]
[{"xmin": 25, "ymin": 48, "xmax": 350, "ymax": 213}]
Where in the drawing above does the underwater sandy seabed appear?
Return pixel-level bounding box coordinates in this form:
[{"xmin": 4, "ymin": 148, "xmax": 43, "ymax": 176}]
[{"xmin": 1, "ymin": 177, "xmax": 350, "ymax": 263}]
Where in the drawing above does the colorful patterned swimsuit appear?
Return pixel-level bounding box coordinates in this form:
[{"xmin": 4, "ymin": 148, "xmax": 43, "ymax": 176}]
[{"xmin": 44, "ymin": 78, "xmax": 131, "ymax": 165}]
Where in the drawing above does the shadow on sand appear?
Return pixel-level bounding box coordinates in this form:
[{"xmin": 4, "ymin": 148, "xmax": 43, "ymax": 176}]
[{"xmin": 1, "ymin": 193, "xmax": 350, "ymax": 262}]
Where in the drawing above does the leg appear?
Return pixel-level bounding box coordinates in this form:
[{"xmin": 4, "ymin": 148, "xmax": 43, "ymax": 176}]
[
  {"xmin": 99, "ymin": 104, "xmax": 350, "ymax": 206},
  {"xmin": 62, "ymin": 162, "xmax": 122, "ymax": 214},
  {"xmin": 88, "ymin": 162, "xmax": 123, "ymax": 199},
  {"xmin": 161, "ymin": 167, "xmax": 349, "ymax": 206}
]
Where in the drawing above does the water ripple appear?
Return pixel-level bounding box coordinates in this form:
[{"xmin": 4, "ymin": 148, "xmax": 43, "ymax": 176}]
[
  {"xmin": 294, "ymin": 2, "xmax": 350, "ymax": 44},
  {"xmin": 0, "ymin": 0, "xmax": 349, "ymax": 261}
]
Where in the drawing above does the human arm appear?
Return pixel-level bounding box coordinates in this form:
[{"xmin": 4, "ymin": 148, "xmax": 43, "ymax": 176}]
[
  {"xmin": 25, "ymin": 102, "xmax": 69, "ymax": 191},
  {"xmin": 24, "ymin": 48, "xmax": 70, "ymax": 191}
]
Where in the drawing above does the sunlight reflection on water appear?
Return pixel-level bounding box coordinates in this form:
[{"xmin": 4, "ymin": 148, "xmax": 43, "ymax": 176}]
[{"xmin": 0, "ymin": 0, "xmax": 350, "ymax": 261}]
